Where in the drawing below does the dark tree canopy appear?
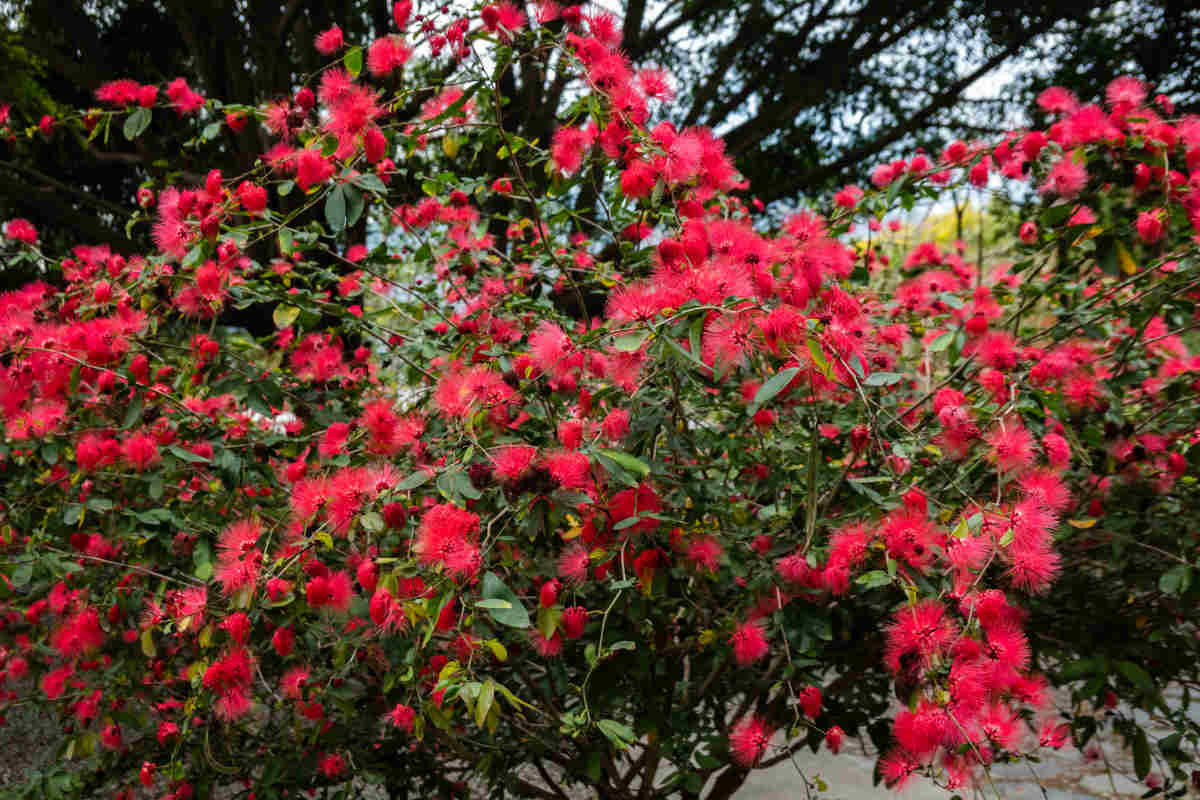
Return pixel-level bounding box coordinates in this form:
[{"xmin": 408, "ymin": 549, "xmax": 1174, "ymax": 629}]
[{"xmin": 1, "ymin": 0, "xmax": 1199, "ymax": 249}]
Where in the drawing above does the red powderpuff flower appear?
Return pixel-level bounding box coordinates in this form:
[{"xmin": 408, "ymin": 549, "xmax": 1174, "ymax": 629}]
[
  {"xmin": 166, "ymin": 77, "xmax": 205, "ymax": 115},
  {"xmin": 203, "ymin": 646, "xmax": 254, "ymax": 721},
  {"xmin": 531, "ymin": 629, "xmax": 563, "ymax": 657},
  {"xmin": 529, "ymin": 320, "xmax": 573, "ymax": 377},
  {"xmin": 1006, "ymin": 540, "xmax": 1060, "ymax": 594},
  {"xmin": 544, "ymin": 449, "xmax": 592, "ymax": 490},
  {"xmin": 884, "ymin": 600, "xmax": 957, "ymax": 675},
  {"xmin": 368, "ymin": 36, "xmax": 412, "ymax": 77},
  {"xmin": 318, "ymin": 753, "xmax": 346, "ymax": 779},
  {"xmin": 482, "ymin": 2, "xmax": 527, "ymax": 41},
  {"xmin": 359, "ymin": 400, "xmax": 403, "ymax": 455},
  {"xmin": 833, "ymin": 184, "xmax": 864, "ymax": 208},
  {"xmin": 295, "ymin": 148, "xmax": 335, "ymax": 191},
  {"xmin": 100, "ymin": 722, "xmax": 123, "ymax": 751},
  {"xmin": 491, "ymin": 445, "xmax": 538, "ymax": 483},
  {"xmin": 892, "ymin": 708, "xmax": 944, "ymax": 758},
  {"xmin": 96, "ymin": 78, "xmax": 142, "ymax": 106},
  {"xmin": 977, "ymin": 702, "xmax": 1022, "ymax": 750},
  {"xmin": 1042, "ymin": 433, "xmax": 1071, "ymax": 470},
  {"xmin": 880, "ymin": 748, "xmax": 922, "ymax": 790},
  {"xmin": 730, "ymin": 620, "xmax": 769, "ymax": 665},
  {"xmin": 557, "ymin": 418, "xmax": 584, "ymax": 450},
  {"xmin": 798, "ymin": 685, "xmax": 822, "ymax": 719},
  {"xmin": 985, "ymin": 420, "xmax": 1037, "ymax": 474},
  {"xmin": 280, "ymin": 666, "xmax": 309, "ymax": 699},
  {"xmin": 686, "ymin": 535, "xmax": 723, "ymax": 573},
  {"xmin": 235, "ymin": 181, "xmax": 268, "ymax": 214},
  {"xmin": 40, "ymin": 664, "xmax": 74, "ymax": 699},
  {"xmin": 1136, "ymin": 209, "xmax": 1166, "ymax": 244},
  {"xmin": 558, "ymin": 542, "xmax": 590, "ymax": 585},
  {"xmin": 550, "ymin": 125, "xmax": 597, "ymax": 175},
  {"xmin": 318, "ymin": 421, "xmax": 352, "ymax": 458},
  {"xmin": 601, "ymin": 408, "xmax": 630, "ymax": 441},
  {"xmin": 1040, "ymin": 157, "xmax": 1088, "ymax": 198},
  {"xmin": 1037, "ymin": 86, "xmax": 1079, "ymax": 114},
  {"xmin": 272, "ymin": 626, "xmax": 295, "ymax": 657},
  {"xmin": 608, "ymin": 483, "xmax": 662, "ymax": 534},
  {"xmin": 121, "ymin": 432, "xmax": 161, "ymax": 471},
  {"xmin": 315, "ymin": 25, "xmax": 345, "ymax": 55},
  {"xmin": 4, "ymin": 219, "xmax": 38, "ymax": 247},
  {"xmin": 777, "ymin": 551, "xmax": 816, "ymax": 585},
  {"xmin": 1106, "ymin": 75, "xmax": 1148, "ymax": 110},
  {"xmin": 220, "ymin": 611, "xmax": 252, "ymax": 644},
  {"xmin": 539, "ymin": 579, "xmax": 561, "ymax": 608},
  {"xmin": 387, "ymin": 703, "xmax": 416, "ymax": 731},
  {"xmin": 561, "ymin": 606, "xmax": 588, "ymax": 639},
  {"xmin": 729, "ymin": 715, "xmax": 773, "ymax": 767},
  {"xmin": 218, "ymin": 518, "xmax": 262, "ymax": 563},
  {"xmin": 415, "ymin": 503, "xmax": 481, "ymax": 577},
  {"xmin": 1038, "ymin": 718, "xmax": 1070, "ymax": 748},
  {"xmin": 312, "ymin": 570, "xmax": 354, "ymax": 612},
  {"xmin": 50, "ymin": 608, "xmax": 106, "ymax": 657},
  {"xmin": 1018, "ymin": 469, "xmax": 1071, "ymax": 513}
]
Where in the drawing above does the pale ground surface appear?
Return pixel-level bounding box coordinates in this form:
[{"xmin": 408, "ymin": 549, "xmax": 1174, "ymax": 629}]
[{"xmin": 1, "ymin": 688, "xmax": 1194, "ymax": 799}]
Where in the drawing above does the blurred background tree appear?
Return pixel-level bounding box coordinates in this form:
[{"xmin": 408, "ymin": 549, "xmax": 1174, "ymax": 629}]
[{"xmin": 1, "ymin": 0, "xmax": 1197, "ymax": 251}]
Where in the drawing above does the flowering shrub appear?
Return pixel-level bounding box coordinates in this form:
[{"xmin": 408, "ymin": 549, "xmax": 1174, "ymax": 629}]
[{"xmin": 0, "ymin": 5, "xmax": 1198, "ymax": 800}]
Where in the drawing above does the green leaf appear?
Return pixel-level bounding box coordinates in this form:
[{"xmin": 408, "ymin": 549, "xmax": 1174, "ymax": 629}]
[
  {"xmin": 123, "ymin": 107, "xmax": 151, "ymax": 140},
  {"xmin": 855, "ymin": 570, "xmax": 892, "ymax": 589},
  {"xmin": 200, "ymin": 121, "xmax": 221, "ymax": 141},
  {"xmin": 397, "ymin": 470, "xmax": 433, "ymax": 491},
  {"xmin": 596, "ymin": 449, "xmax": 650, "ymax": 479},
  {"xmin": 278, "ymin": 228, "xmax": 294, "ymax": 255},
  {"xmin": 1116, "ymin": 660, "xmax": 1155, "ymax": 693},
  {"xmin": 480, "ymin": 572, "xmax": 530, "ymax": 628},
  {"xmin": 1060, "ymin": 658, "xmax": 1098, "ymax": 680},
  {"xmin": 273, "ymin": 304, "xmax": 301, "ymax": 329},
  {"xmin": 864, "ymin": 372, "xmax": 902, "ymax": 387},
  {"xmin": 360, "ymin": 511, "xmax": 384, "ymax": 533},
  {"xmin": 325, "ymin": 185, "xmax": 348, "ymax": 232},
  {"xmin": 597, "ymin": 719, "xmax": 636, "ymax": 750},
  {"xmin": 63, "ymin": 504, "xmax": 83, "ymax": 526},
  {"xmin": 1158, "ymin": 563, "xmax": 1191, "ymax": 596},
  {"xmin": 344, "ymin": 46, "xmax": 363, "ymax": 77},
  {"xmin": 612, "ymin": 330, "xmax": 649, "ymax": 352},
  {"xmin": 475, "ymin": 679, "xmax": 495, "ymax": 728},
  {"xmin": 1132, "ymin": 726, "xmax": 1150, "ymax": 780},
  {"xmin": 343, "ymin": 184, "xmax": 365, "ymax": 228},
  {"xmin": 928, "ymin": 332, "xmax": 954, "ymax": 352},
  {"xmin": 122, "ymin": 393, "xmax": 144, "ymax": 429},
  {"xmin": 11, "ymin": 562, "xmax": 33, "ymax": 587},
  {"xmin": 476, "ymin": 599, "xmax": 513, "ymax": 611},
  {"xmin": 753, "ymin": 367, "xmax": 800, "ymax": 408},
  {"xmin": 168, "ymin": 445, "xmax": 210, "ymax": 463},
  {"xmin": 182, "ymin": 243, "xmax": 206, "ymax": 268},
  {"xmin": 609, "ymin": 640, "xmax": 635, "ymax": 652},
  {"xmin": 352, "ymin": 172, "xmax": 388, "ymax": 195}
]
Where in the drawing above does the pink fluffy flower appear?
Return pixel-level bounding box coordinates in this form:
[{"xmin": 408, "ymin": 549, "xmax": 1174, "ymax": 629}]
[
  {"xmin": 1040, "ymin": 157, "xmax": 1088, "ymax": 199},
  {"xmin": 729, "ymin": 715, "xmax": 773, "ymax": 766},
  {"xmin": 730, "ymin": 620, "xmax": 769, "ymax": 665},
  {"xmin": 491, "ymin": 445, "xmax": 539, "ymax": 483},
  {"xmin": 315, "ymin": 25, "xmax": 345, "ymax": 55},
  {"xmin": 4, "ymin": 218, "xmax": 38, "ymax": 245},
  {"xmin": 985, "ymin": 420, "xmax": 1037, "ymax": 474}
]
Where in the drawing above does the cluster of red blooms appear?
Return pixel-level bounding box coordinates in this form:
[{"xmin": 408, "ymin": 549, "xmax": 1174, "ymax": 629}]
[{"xmin": 2, "ymin": 0, "xmax": 1198, "ymax": 794}]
